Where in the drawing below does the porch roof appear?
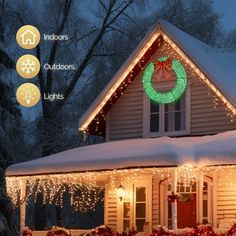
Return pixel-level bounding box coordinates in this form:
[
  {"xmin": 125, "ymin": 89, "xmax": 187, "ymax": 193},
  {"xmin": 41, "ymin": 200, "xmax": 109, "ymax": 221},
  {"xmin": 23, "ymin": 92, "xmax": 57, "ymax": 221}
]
[{"xmin": 5, "ymin": 130, "xmax": 236, "ymax": 177}]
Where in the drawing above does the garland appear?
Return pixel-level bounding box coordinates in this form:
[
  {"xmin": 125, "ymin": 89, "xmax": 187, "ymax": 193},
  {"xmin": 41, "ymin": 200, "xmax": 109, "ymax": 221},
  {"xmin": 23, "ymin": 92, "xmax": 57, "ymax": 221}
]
[
  {"xmin": 46, "ymin": 226, "xmax": 71, "ymax": 236},
  {"xmin": 22, "ymin": 227, "xmax": 33, "ymax": 236},
  {"xmin": 167, "ymin": 191, "xmax": 180, "ymax": 203},
  {"xmin": 142, "ymin": 56, "xmax": 187, "ymax": 104},
  {"xmin": 82, "ymin": 225, "xmax": 137, "ymax": 236},
  {"xmin": 151, "ymin": 224, "xmax": 236, "ymax": 236},
  {"xmin": 167, "ymin": 192, "xmax": 195, "ymax": 203},
  {"xmin": 21, "ymin": 224, "xmax": 236, "ymax": 236},
  {"xmin": 178, "ymin": 194, "xmax": 195, "ymax": 203}
]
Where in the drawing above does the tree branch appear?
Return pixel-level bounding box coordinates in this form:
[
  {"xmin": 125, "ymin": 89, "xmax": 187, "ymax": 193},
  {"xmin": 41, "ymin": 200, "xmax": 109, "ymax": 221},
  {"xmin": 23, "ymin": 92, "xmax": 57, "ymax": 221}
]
[
  {"xmin": 36, "ymin": 44, "xmax": 48, "ymax": 116},
  {"xmin": 46, "ymin": 0, "xmax": 73, "ymax": 94},
  {"xmin": 52, "ymin": 0, "xmax": 134, "ymax": 114}
]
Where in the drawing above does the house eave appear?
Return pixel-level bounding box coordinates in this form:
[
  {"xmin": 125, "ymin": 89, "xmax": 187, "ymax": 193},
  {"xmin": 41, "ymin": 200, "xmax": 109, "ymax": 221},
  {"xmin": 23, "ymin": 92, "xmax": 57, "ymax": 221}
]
[
  {"xmin": 79, "ymin": 25, "xmax": 163, "ymax": 131},
  {"xmin": 79, "ymin": 20, "xmax": 236, "ymax": 132}
]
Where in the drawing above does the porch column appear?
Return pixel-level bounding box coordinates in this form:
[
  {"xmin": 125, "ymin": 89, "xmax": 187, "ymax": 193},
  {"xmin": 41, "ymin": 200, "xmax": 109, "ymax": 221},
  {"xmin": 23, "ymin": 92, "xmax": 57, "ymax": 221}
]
[
  {"xmin": 20, "ymin": 178, "xmax": 27, "ymax": 236},
  {"xmin": 212, "ymin": 171, "xmax": 218, "ymax": 228},
  {"xmin": 198, "ymin": 173, "xmax": 203, "ymax": 223},
  {"xmin": 171, "ymin": 169, "xmax": 178, "ymax": 230}
]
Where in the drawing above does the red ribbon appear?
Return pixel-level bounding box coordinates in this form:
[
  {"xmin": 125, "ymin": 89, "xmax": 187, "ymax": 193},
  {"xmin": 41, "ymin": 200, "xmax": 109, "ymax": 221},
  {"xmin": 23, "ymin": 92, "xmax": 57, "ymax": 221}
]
[{"xmin": 154, "ymin": 57, "xmax": 173, "ymax": 81}]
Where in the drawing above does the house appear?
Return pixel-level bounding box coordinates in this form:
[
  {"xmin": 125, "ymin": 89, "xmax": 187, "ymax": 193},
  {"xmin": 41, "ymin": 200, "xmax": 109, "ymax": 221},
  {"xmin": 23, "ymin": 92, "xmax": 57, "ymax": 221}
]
[
  {"xmin": 21, "ymin": 29, "xmax": 37, "ymax": 45},
  {"xmin": 5, "ymin": 20, "xmax": 236, "ymax": 236}
]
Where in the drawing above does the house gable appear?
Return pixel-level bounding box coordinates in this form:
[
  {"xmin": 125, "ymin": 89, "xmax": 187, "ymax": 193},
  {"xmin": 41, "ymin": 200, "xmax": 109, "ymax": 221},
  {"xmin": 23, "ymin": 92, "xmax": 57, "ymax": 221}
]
[
  {"xmin": 107, "ymin": 40, "xmax": 236, "ymax": 141},
  {"xmin": 79, "ymin": 20, "xmax": 236, "ymax": 136}
]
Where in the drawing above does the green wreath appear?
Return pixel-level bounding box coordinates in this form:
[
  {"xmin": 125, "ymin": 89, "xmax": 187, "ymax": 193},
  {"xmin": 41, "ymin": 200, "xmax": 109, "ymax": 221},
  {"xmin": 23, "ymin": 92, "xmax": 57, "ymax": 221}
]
[{"xmin": 142, "ymin": 56, "xmax": 187, "ymax": 104}]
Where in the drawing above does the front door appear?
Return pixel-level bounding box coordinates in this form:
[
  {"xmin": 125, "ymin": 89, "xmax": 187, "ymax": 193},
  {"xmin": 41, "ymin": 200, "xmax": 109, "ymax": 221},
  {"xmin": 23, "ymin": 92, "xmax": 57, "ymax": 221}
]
[{"xmin": 177, "ymin": 194, "xmax": 196, "ymax": 228}]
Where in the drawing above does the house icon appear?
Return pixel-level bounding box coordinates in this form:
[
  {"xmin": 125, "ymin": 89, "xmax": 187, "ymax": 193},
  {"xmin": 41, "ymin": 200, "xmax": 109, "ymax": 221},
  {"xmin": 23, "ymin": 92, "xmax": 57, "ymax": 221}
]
[{"xmin": 20, "ymin": 30, "xmax": 37, "ymax": 45}]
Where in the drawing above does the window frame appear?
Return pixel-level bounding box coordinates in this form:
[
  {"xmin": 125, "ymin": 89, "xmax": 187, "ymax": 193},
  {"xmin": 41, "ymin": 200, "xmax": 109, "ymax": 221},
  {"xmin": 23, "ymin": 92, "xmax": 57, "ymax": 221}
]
[
  {"xmin": 143, "ymin": 83, "xmax": 191, "ymax": 137},
  {"xmin": 117, "ymin": 176, "xmax": 152, "ymax": 234}
]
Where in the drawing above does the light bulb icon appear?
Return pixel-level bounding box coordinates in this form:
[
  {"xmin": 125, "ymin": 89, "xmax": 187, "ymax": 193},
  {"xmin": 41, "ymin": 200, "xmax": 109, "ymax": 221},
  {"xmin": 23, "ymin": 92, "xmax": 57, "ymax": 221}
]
[
  {"xmin": 16, "ymin": 83, "xmax": 41, "ymax": 107},
  {"xmin": 24, "ymin": 89, "xmax": 33, "ymax": 104}
]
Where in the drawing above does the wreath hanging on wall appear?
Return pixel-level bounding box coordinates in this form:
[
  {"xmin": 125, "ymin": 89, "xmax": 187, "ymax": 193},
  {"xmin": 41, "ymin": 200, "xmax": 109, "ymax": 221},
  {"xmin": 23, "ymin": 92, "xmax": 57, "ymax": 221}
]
[
  {"xmin": 178, "ymin": 193, "xmax": 195, "ymax": 203},
  {"xmin": 142, "ymin": 56, "xmax": 187, "ymax": 104},
  {"xmin": 167, "ymin": 192, "xmax": 195, "ymax": 203}
]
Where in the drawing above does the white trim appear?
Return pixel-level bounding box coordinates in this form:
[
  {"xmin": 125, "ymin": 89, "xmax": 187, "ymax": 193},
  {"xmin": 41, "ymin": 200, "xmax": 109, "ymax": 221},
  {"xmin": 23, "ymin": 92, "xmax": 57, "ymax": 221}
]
[
  {"xmin": 160, "ymin": 179, "xmax": 170, "ymax": 228},
  {"xmin": 212, "ymin": 171, "xmax": 218, "ymax": 228},
  {"xmin": 171, "ymin": 170, "xmax": 178, "ymax": 230},
  {"xmin": 20, "ymin": 179, "xmax": 27, "ymax": 235},
  {"xmin": 203, "ymin": 176, "xmax": 213, "ymax": 225},
  {"xmin": 198, "ymin": 174, "xmax": 203, "ymax": 223},
  {"xmin": 104, "ymin": 188, "xmax": 108, "ymax": 226}
]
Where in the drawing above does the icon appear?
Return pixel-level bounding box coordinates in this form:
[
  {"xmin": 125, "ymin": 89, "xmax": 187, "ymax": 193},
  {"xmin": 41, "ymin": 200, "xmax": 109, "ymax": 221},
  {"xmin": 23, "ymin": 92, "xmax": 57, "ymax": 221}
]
[
  {"xmin": 16, "ymin": 25, "xmax": 40, "ymax": 49},
  {"xmin": 16, "ymin": 54, "xmax": 40, "ymax": 79},
  {"xmin": 16, "ymin": 83, "xmax": 41, "ymax": 107}
]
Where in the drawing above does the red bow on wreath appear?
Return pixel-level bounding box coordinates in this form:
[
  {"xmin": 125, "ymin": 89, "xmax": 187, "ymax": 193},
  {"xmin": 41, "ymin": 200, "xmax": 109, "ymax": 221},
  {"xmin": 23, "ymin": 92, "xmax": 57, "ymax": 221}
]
[{"xmin": 154, "ymin": 57, "xmax": 173, "ymax": 81}]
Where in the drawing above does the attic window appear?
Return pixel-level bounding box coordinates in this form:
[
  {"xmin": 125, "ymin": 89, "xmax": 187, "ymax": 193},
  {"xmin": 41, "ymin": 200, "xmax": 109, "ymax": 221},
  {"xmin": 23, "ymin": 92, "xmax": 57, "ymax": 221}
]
[
  {"xmin": 164, "ymin": 96, "xmax": 186, "ymax": 132},
  {"xmin": 143, "ymin": 86, "xmax": 190, "ymax": 137}
]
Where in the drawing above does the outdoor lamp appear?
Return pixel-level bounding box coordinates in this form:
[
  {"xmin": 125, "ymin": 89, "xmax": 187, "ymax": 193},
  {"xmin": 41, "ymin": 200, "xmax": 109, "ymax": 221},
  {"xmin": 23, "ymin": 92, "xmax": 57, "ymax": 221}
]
[{"xmin": 116, "ymin": 184, "xmax": 125, "ymax": 201}]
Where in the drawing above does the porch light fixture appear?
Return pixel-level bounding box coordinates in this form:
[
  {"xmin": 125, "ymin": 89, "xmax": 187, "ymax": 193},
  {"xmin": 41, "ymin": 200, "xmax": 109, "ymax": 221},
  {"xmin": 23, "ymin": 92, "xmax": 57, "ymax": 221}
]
[{"xmin": 116, "ymin": 184, "xmax": 125, "ymax": 201}]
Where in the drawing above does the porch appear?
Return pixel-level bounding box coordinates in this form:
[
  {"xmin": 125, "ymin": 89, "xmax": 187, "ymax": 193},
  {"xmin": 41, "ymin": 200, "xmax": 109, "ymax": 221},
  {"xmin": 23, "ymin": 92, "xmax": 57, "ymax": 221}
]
[
  {"xmin": 6, "ymin": 165, "xmax": 236, "ymax": 236},
  {"xmin": 5, "ymin": 130, "xmax": 236, "ymax": 235}
]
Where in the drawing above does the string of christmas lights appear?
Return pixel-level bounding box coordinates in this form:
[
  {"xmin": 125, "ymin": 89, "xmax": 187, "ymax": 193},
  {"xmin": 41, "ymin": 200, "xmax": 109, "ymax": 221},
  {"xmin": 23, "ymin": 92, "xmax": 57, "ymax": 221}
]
[
  {"xmin": 81, "ymin": 32, "xmax": 236, "ymax": 136},
  {"xmin": 6, "ymin": 165, "xmax": 236, "ymax": 212}
]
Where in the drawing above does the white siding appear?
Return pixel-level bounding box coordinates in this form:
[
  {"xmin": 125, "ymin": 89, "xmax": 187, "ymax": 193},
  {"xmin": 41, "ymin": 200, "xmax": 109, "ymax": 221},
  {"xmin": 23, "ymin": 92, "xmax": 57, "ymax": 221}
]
[
  {"xmin": 105, "ymin": 188, "xmax": 117, "ymax": 231},
  {"xmin": 152, "ymin": 177, "xmax": 160, "ymax": 225},
  {"xmin": 217, "ymin": 171, "xmax": 236, "ymax": 225}
]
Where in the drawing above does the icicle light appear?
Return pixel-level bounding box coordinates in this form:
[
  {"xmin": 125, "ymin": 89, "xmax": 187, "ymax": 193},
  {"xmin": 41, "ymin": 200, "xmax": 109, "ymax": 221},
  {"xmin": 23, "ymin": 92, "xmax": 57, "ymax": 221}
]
[{"xmin": 6, "ymin": 165, "xmax": 236, "ymax": 212}]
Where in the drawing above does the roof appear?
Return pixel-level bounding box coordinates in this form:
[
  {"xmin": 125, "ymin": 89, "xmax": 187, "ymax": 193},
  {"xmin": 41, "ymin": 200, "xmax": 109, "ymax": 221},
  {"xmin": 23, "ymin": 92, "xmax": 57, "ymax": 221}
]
[
  {"xmin": 79, "ymin": 19, "xmax": 236, "ymax": 132},
  {"xmin": 159, "ymin": 20, "xmax": 236, "ymax": 106},
  {"xmin": 6, "ymin": 130, "xmax": 236, "ymax": 176},
  {"xmin": 21, "ymin": 30, "xmax": 36, "ymax": 36}
]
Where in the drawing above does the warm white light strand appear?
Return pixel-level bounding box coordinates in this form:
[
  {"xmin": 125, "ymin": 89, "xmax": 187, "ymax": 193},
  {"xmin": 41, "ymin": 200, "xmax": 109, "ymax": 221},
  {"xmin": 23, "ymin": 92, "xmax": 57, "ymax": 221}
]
[
  {"xmin": 162, "ymin": 34, "xmax": 236, "ymax": 116},
  {"xmin": 6, "ymin": 165, "xmax": 236, "ymax": 212}
]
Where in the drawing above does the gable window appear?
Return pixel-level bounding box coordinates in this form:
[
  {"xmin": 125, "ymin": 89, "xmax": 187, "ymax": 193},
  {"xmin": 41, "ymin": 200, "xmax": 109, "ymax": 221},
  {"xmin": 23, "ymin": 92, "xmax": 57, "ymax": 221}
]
[
  {"xmin": 143, "ymin": 86, "xmax": 190, "ymax": 137},
  {"xmin": 150, "ymin": 103, "xmax": 160, "ymax": 132},
  {"xmin": 164, "ymin": 95, "xmax": 186, "ymax": 132}
]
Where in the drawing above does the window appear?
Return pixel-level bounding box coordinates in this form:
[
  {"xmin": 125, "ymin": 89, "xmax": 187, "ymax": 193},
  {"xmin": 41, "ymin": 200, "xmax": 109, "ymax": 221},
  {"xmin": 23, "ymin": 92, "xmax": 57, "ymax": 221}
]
[
  {"xmin": 150, "ymin": 102, "xmax": 160, "ymax": 132},
  {"xmin": 121, "ymin": 186, "xmax": 148, "ymax": 232},
  {"xmin": 164, "ymin": 96, "xmax": 186, "ymax": 132},
  {"xmin": 118, "ymin": 177, "xmax": 152, "ymax": 233},
  {"xmin": 143, "ymin": 87, "xmax": 190, "ymax": 137},
  {"xmin": 123, "ymin": 202, "xmax": 130, "ymax": 230},
  {"xmin": 202, "ymin": 182, "xmax": 208, "ymax": 224},
  {"xmin": 135, "ymin": 187, "xmax": 146, "ymax": 232}
]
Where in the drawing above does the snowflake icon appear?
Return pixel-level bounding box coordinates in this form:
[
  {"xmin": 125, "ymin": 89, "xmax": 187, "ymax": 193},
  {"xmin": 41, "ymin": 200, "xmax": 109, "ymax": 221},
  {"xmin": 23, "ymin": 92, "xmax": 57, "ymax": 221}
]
[{"xmin": 20, "ymin": 58, "xmax": 36, "ymax": 75}]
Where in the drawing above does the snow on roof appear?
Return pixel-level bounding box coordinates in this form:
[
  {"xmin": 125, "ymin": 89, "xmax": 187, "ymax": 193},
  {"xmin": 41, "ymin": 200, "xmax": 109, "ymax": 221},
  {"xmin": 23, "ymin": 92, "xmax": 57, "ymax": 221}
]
[
  {"xmin": 159, "ymin": 19, "xmax": 236, "ymax": 106},
  {"xmin": 79, "ymin": 19, "xmax": 236, "ymax": 131},
  {"xmin": 6, "ymin": 130, "xmax": 236, "ymax": 176}
]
